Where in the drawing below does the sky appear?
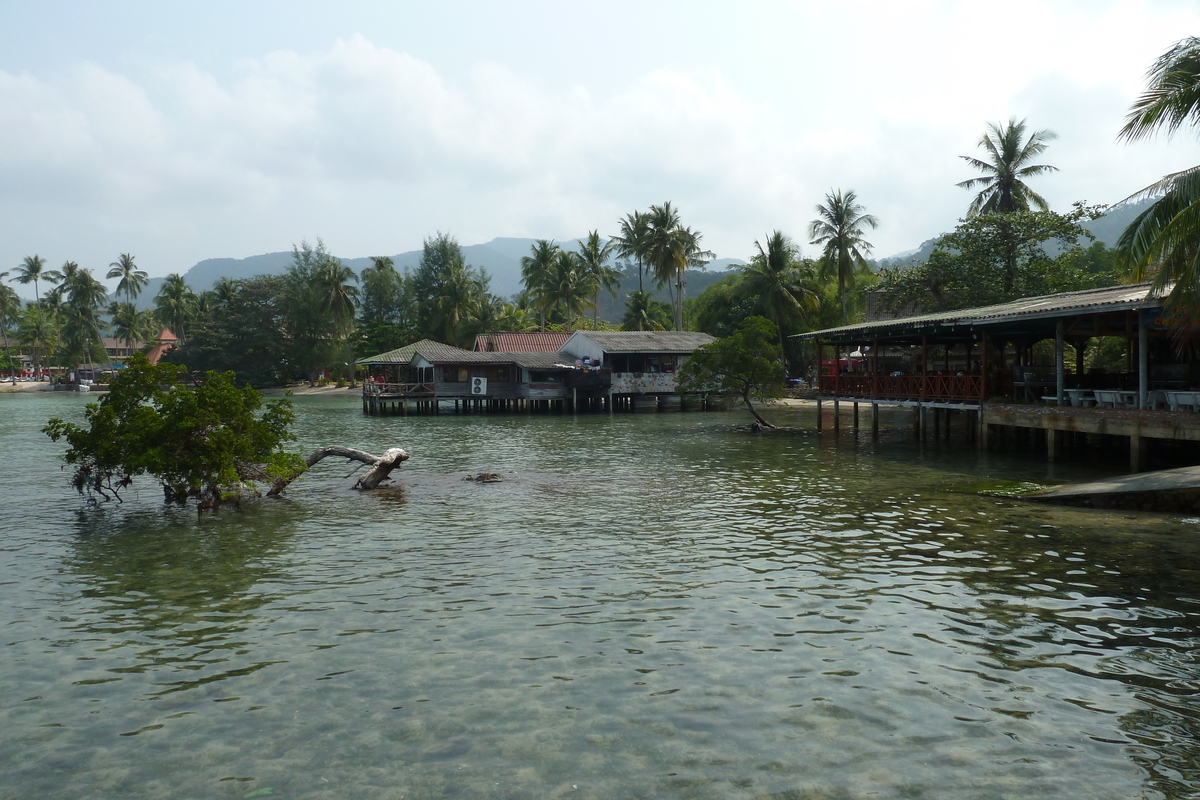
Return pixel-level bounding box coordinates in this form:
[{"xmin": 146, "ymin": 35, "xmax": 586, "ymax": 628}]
[{"xmin": 0, "ymin": 0, "xmax": 1197, "ymax": 289}]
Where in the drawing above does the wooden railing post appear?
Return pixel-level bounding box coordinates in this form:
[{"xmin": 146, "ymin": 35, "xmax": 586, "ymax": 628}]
[
  {"xmin": 921, "ymin": 336, "xmax": 928, "ymax": 400},
  {"xmin": 871, "ymin": 338, "xmax": 878, "ymax": 399},
  {"xmin": 980, "ymin": 331, "xmax": 988, "ymax": 402}
]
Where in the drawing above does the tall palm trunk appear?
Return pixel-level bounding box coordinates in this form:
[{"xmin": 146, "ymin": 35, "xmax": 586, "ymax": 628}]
[
  {"xmin": 32, "ymin": 279, "xmax": 42, "ymax": 380},
  {"xmin": 674, "ymin": 269, "xmax": 685, "ymax": 331},
  {"xmin": 838, "ymin": 258, "xmax": 849, "ymax": 326}
]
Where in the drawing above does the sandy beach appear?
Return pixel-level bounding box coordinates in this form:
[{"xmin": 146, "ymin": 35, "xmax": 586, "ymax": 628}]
[{"xmin": 0, "ymin": 381, "xmax": 47, "ymax": 394}]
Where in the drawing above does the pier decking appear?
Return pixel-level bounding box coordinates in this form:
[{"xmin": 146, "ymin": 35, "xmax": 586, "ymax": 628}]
[{"xmin": 799, "ymin": 284, "xmax": 1200, "ymax": 472}]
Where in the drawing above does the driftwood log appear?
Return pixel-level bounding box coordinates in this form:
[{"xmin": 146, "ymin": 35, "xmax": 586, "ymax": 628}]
[{"xmin": 265, "ymin": 446, "xmax": 410, "ymax": 496}]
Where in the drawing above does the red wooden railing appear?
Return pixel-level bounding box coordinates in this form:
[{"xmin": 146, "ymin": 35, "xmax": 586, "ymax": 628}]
[{"xmin": 818, "ymin": 374, "xmax": 983, "ymax": 401}]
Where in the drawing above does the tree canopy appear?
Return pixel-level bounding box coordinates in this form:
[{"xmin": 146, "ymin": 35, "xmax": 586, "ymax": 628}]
[
  {"xmin": 878, "ymin": 204, "xmax": 1106, "ymax": 313},
  {"xmin": 676, "ymin": 315, "xmax": 786, "ymax": 428},
  {"xmin": 44, "ymin": 354, "xmax": 304, "ymax": 510},
  {"xmin": 167, "ymin": 275, "xmax": 291, "ymax": 387}
]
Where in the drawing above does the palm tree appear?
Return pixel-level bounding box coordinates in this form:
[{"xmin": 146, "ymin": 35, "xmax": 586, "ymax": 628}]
[
  {"xmin": 548, "ymin": 250, "xmax": 591, "ymax": 331},
  {"xmin": 621, "ymin": 290, "xmax": 671, "ymax": 331},
  {"xmin": 56, "ymin": 260, "xmax": 80, "ymax": 290},
  {"xmin": 17, "ymin": 304, "xmax": 55, "ymax": 379},
  {"xmin": 109, "ymin": 301, "xmax": 155, "ymax": 359},
  {"xmin": 11, "ymin": 256, "xmax": 62, "ymax": 379},
  {"xmin": 13, "ymin": 255, "xmax": 53, "ymax": 306},
  {"xmin": 60, "ymin": 268, "xmax": 109, "ymax": 376},
  {"xmin": 808, "ymin": 189, "xmax": 879, "ymax": 325},
  {"xmin": 0, "ymin": 273, "xmax": 18, "ymax": 383},
  {"xmin": 1116, "ymin": 36, "xmax": 1200, "ymax": 323},
  {"xmin": 957, "ymin": 117, "xmax": 1057, "ymax": 215},
  {"xmin": 520, "ymin": 239, "xmax": 559, "ymax": 331},
  {"xmin": 741, "ymin": 231, "xmax": 818, "ymax": 351},
  {"xmin": 494, "ymin": 303, "xmax": 538, "ymax": 333},
  {"xmin": 644, "ymin": 202, "xmax": 713, "ymax": 331},
  {"xmin": 613, "ymin": 210, "xmax": 651, "ymax": 293},
  {"xmin": 576, "ymin": 231, "xmax": 620, "ymax": 329},
  {"xmin": 107, "ymin": 253, "xmax": 148, "ymax": 303},
  {"xmin": 434, "ymin": 261, "xmax": 480, "ymax": 346},
  {"xmin": 314, "ymin": 258, "xmax": 359, "ymax": 384},
  {"xmin": 212, "ymin": 276, "xmax": 240, "ymax": 307},
  {"xmin": 155, "ymin": 274, "xmax": 198, "ymax": 340}
]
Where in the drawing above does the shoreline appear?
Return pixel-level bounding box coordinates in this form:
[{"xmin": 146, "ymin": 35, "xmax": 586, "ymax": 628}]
[
  {"xmin": 1, "ymin": 379, "xmax": 823, "ymax": 406},
  {"xmin": 0, "ymin": 381, "xmax": 47, "ymax": 394}
]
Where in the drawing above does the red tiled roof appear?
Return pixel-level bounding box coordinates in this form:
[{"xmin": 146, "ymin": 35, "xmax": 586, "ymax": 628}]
[{"xmin": 145, "ymin": 342, "xmax": 175, "ymax": 365}]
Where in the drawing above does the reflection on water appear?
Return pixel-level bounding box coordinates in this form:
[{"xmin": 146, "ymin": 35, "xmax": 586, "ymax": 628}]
[{"xmin": 2, "ymin": 392, "xmax": 1200, "ymax": 799}]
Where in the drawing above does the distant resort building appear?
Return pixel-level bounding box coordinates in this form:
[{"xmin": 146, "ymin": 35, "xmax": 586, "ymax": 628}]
[
  {"xmin": 102, "ymin": 337, "xmax": 145, "ymax": 361},
  {"xmin": 358, "ymin": 331, "xmax": 716, "ymax": 415},
  {"xmin": 144, "ymin": 328, "xmax": 179, "ymax": 365}
]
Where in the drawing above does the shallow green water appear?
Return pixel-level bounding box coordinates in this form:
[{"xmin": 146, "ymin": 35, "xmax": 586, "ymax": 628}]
[{"xmin": 3, "ymin": 393, "xmax": 1200, "ymax": 799}]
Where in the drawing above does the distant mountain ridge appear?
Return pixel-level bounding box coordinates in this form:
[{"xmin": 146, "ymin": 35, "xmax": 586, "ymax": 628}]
[
  {"xmin": 138, "ymin": 237, "xmax": 746, "ymax": 308},
  {"xmin": 875, "ymin": 199, "xmax": 1154, "ymax": 269}
]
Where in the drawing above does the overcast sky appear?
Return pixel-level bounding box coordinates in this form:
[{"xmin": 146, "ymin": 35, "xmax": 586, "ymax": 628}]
[{"xmin": 1, "ymin": 0, "xmax": 1196, "ymax": 287}]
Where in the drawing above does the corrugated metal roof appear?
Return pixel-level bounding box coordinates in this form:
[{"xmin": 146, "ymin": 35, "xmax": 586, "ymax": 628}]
[
  {"xmin": 572, "ymin": 331, "xmax": 717, "ymax": 353},
  {"xmin": 357, "ymin": 339, "xmax": 491, "ymax": 365},
  {"xmin": 357, "ymin": 340, "xmax": 579, "ymax": 368},
  {"xmin": 477, "ymin": 332, "xmax": 572, "ymax": 352},
  {"xmin": 508, "ymin": 352, "xmax": 578, "ymax": 370},
  {"xmin": 793, "ymin": 283, "xmax": 1164, "ymax": 341}
]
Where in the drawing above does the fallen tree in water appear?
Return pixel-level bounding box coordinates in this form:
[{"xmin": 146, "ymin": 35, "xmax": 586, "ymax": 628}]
[
  {"xmin": 267, "ymin": 446, "xmax": 409, "ymax": 495},
  {"xmin": 44, "ymin": 354, "xmax": 409, "ymax": 511}
]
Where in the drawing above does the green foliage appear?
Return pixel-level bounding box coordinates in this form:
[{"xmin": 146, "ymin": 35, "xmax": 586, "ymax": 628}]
[
  {"xmin": 1117, "ymin": 37, "xmax": 1200, "ymax": 333},
  {"xmin": 808, "ymin": 190, "xmax": 878, "ymax": 324},
  {"xmin": 58, "ymin": 266, "xmax": 109, "ymax": 370},
  {"xmin": 676, "ymin": 316, "xmax": 786, "ymax": 426},
  {"xmin": 957, "ymin": 117, "xmax": 1058, "ymax": 215},
  {"xmin": 743, "ymin": 231, "xmax": 819, "ymax": 347},
  {"xmin": 282, "ymin": 239, "xmax": 358, "ymax": 381},
  {"xmin": 878, "ymin": 204, "xmax": 1107, "ymax": 313},
  {"xmin": 409, "ymin": 233, "xmax": 495, "ymax": 347},
  {"xmin": 621, "ymin": 290, "xmax": 672, "ymax": 331},
  {"xmin": 155, "ymin": 273, "xmax": 198, "ymax": 340},
  {"xmin": 169, "ymin": 275, "xmax": 292, "ymax": 386},
  {"xmin": 44, "ymin": 353, "xmax": 303, "ymax": 509},
  {"xmin": 691, "ymin": 273, "xmax": 758, "ymax": 337},
  {"xmin": 106, "ymin": 253, "xmax": 148, "ymax": 302},
  {"xmin": 109, "ymin": 300, "xmax": 156, "ymax": 354}
]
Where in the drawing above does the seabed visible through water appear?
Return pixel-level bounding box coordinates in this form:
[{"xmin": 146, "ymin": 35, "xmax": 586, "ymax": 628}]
[{"xmin": 2, "ymin": 392, "xmax": 1200, "ymax": 799}]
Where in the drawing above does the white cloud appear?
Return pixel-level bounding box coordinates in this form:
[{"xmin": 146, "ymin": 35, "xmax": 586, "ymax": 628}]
[{"xmin": 0, "ymin": 13, "xmax": 1195, "ymax": 285}]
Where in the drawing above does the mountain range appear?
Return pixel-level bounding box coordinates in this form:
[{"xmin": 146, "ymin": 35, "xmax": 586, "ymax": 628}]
[
  {"xmin": 874, "ymin": 198, "xmax": 1154, "ymax": 270},
  {"xmin": 12, "ymin": 200, "xmax": 1156, "ymax": 308},
  {"xmin": 138, "ymin": 238, "xmax": 748, "ymax": 307}
]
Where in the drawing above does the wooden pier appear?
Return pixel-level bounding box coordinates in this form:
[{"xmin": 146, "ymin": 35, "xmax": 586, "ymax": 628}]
[
  {"xmin": 814, "ymin": 395, "xmax": 1200, "ymax": 472},
  {"xmin": 362, "ymin": 384, "xmax": 724, "ymax": 416}
]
